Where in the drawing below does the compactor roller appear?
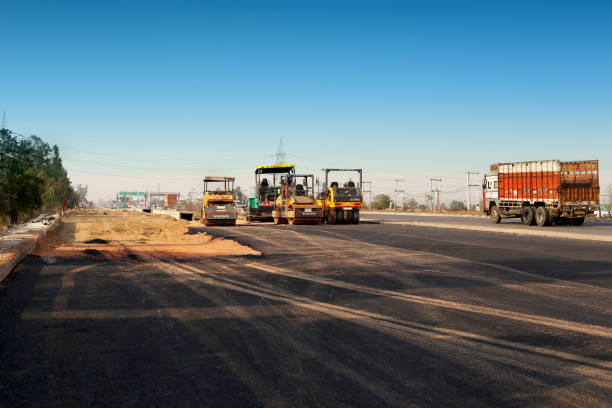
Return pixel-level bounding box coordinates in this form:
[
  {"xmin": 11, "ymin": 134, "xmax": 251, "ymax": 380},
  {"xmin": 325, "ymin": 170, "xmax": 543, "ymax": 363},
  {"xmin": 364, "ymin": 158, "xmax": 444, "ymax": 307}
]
[
  {"xmin": 202, "ymin": 176, "xmax": 237, "ymax": 226},
  {"xmin": 317, "ymin": 169, "xmax": 363, "ymax": 224},
  {"xmin": 272, "ymin": 174, "xmax": 322, "ymax": 225}
]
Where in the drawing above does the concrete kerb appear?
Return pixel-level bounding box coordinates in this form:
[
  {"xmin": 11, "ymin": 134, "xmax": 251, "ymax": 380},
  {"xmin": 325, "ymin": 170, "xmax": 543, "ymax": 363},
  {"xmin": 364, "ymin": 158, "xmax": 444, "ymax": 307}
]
[
  {"xmin": 0, "ymin": 214, "xmax": 62, "ymax": 283},
  {"xmin": 361, "ymin": 211, "xmax": 487, "ymax": 218}
]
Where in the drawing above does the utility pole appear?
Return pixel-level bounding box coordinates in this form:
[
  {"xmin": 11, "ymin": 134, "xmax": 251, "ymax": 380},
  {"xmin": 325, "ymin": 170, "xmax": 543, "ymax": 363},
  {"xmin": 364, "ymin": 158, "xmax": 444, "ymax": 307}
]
[
  {"xmin": 429, "ymin": 178, "xmax": 442, "ymax": 212},
  {"xmin": 362, "ymin": 181, "xmax": 372, "ymax": 209},
  {"xmin": 393, "ymin": 178, "xmax": 405, "ymax": 210},
  {"xmin": 466, "ymin": 171, "xmax": 480, "ymax": 211},
  {"xmin": 275, "ymin": 138, "xmax": 286, "ymax": 164}
]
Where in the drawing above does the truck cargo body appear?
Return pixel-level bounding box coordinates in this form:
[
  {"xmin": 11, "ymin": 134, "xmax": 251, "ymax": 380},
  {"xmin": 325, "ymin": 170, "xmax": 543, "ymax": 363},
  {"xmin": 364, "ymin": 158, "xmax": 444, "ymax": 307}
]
[{"xmin": 483, "ymin": 160, "xmax": 599, "ymax": 226}]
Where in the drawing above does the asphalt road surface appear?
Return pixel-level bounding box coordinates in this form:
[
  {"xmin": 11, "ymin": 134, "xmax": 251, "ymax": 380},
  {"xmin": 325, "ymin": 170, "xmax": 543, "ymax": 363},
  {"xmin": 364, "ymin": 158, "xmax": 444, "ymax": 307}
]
[
  {"xmin": 361, "ymin": 212, "xmax": 612, "ymax": 238},
  {"xmin": 1, "ymin": 221, "xmax": 611, "ymax": 407}
]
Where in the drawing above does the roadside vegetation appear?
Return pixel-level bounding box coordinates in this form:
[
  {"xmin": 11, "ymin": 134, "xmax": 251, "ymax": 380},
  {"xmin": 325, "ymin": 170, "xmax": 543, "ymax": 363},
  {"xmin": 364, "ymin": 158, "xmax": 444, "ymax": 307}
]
[{"xmin": 0, "ymin": 128, "xmax": 83, "ymax": 227}]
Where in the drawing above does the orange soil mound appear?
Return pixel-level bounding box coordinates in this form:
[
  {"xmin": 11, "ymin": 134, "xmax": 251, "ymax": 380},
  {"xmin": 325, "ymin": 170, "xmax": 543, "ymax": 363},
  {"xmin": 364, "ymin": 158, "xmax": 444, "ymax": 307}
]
[{"xmin": 34, "ymin": 211, "xmax": 259, "ymax": 260}]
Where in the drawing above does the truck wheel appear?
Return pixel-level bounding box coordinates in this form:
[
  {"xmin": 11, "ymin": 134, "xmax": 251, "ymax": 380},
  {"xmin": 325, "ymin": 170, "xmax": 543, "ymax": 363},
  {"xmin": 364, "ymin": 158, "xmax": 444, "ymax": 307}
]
[
  {"xmin": 570, "ymin": 217, "xmax": 585, "ymax": 226},
  {"xmin": 535, "ymin": 207, "xmax": 550, "ymax": 227},
  {"xmin": 522, "ymin": 207, "xmax": 536, "ymax": 226},
  {"xmin": 490, "ymin": 206, "xmax": 501, "ymax": 224}
]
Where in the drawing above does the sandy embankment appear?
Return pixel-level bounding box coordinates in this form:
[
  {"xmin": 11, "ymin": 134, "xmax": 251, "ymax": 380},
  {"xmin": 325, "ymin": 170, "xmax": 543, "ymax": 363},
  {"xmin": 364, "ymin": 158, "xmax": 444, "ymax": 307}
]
[{"xmin": 34, "ymin": 210, "xmax": 259, "ymax": 260}]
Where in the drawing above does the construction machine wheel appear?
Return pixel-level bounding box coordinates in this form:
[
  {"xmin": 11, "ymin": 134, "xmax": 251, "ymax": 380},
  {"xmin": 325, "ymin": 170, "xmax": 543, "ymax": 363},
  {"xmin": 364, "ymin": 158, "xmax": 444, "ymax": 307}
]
[
  {"xmin": 327, "ymin": 210, "xmax": 336, "ymax": 224},
  {"xmin": 535, "ymin": 207, "xmax": 550, "ymax": 227},
  {"xmin": 346, "ymin": 211, "xmax": 354, "ymax": 224},
  {"xmin": 288, "ymin": 218, "xmax": 295, "ymax": 225},
  {"xmin": 353, "ymin": 211, "xmax": 360, "ymax": 224},
  {"xmin": 490, "ymin": 206, "xmax": 501, "ymax": 224},
  {"xmin": 273, "ymin": 217, "xmax": 281, "ymax": 224},
  {"xmin": 337, "ymin": 210, "xmax": 345, "ymax": 224}
]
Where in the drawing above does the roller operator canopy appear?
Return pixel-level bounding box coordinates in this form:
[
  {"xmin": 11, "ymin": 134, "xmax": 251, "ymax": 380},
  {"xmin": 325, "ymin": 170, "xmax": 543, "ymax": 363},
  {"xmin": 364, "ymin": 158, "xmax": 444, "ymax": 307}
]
[
  {"xmin": 203, "ymin": 177, "xmax": 234, "ymax": 182},
  {"xmin": 255, "ymin": 164, "xmax": 296, "ymax": 174}
]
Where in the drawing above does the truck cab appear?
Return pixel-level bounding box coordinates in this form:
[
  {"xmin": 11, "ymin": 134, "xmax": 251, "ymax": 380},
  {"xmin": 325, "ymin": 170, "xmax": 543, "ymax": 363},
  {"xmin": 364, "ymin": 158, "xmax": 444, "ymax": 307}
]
[{"xmin": 483, "ymin": 171, "xmax": 498, "ymax": 214}]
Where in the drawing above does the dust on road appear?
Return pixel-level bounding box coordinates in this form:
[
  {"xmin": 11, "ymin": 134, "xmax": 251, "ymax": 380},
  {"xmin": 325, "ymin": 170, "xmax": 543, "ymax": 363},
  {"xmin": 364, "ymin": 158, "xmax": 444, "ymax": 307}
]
[{"xmin": 34, "ymin": 210, "xmax": 259, "ymax": 260}]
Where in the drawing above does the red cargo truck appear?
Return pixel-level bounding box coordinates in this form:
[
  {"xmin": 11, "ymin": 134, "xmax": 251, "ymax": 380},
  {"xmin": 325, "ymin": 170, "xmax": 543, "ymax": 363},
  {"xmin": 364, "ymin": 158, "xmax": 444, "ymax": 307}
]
[{"xmin": 483, "ymin": 160, "xmax": 599, "ymax": 226}]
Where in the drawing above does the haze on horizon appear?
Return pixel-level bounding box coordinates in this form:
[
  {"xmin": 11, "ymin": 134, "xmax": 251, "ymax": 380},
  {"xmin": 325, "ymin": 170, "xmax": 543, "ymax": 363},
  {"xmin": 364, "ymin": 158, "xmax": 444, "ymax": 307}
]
[{"xmin": 2, "ymin": 1, "xmax": 611, "ymax": 203}]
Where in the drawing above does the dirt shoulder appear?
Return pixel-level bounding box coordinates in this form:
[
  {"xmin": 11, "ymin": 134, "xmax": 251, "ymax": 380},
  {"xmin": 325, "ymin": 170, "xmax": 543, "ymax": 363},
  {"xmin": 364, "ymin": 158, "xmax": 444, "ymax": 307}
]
[{"xmin": 34, "ymin": 209, "xmax": 259, "ymax": 261}]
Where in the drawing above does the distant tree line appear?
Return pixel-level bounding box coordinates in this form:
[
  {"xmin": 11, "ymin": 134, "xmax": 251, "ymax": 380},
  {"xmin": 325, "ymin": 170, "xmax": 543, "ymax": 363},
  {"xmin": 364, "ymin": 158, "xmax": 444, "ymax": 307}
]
[
  {"xmin": 0, "ymin": 128, "xmax": 83, "ymax": 225},
  {"xmin": 368, "ymin": 193, "xmax": 474, "ymax": 212}
]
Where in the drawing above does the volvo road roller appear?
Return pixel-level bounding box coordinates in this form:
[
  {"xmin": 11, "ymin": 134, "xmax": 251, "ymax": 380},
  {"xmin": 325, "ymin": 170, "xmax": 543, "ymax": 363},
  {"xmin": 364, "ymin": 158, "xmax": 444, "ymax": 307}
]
[
  {"xmin": 246, "ymin": 164, "xmax": 295, "ymax": 222},
  {"xmin": 272, "ymin": 174, "xmax": 322, "ymax": 225},
  {"xmin": 318, "ymin": 168, "xmax": 363, "ymax": 224},
  {"xmin": 202, "ymin": 176, "xmax": 237, "ymax": 226}
]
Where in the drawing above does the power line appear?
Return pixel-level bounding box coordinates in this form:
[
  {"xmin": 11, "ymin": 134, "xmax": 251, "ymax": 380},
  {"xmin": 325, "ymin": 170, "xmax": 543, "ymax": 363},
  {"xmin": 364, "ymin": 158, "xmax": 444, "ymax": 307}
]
[
  {"xmin": 429, "ymin": 178, "xmax": 442, "ymax": 211},
  {"xmin": 62, "ymin": 146, "xmax": 276, "ymax": 163},
  {"xmin": 466, "ymin": 171, "xmax": 480, "ymax": 210},
  {"xmin": 275, "ymin": 138, "xmax": 286, "ymax": 164},
  {"xmin": 64, "ymin": 157, "xmax": 253, "ymax": 172},
  {"xmin": 362, "ymin": 181, "xmax": 372, "ymax": 209}
]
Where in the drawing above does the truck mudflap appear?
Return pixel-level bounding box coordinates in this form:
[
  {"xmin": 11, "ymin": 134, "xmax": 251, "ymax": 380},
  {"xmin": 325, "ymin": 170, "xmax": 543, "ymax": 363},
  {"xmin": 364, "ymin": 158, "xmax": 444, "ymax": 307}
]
[{"xmin": 205, "ymin": 205, "xmax": 237, "ymax": 220}]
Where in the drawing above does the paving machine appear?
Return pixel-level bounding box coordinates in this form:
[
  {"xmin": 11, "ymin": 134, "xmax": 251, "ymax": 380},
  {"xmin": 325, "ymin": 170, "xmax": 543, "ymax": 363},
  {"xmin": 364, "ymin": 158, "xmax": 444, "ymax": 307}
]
[
  {"xmin": 318, "ymin": 168, "xmax": 363, "ymax": 224},
  {"xmin": 246, "ymin": 164, "xmax": 295, "ymax": 222},
  {"xmin": 202, "ymin": 176, "xmax": 237, "ymax": 226},
  {"xmin": 272, "ymin": 174, "xmax": 322, "ymax": 225}
]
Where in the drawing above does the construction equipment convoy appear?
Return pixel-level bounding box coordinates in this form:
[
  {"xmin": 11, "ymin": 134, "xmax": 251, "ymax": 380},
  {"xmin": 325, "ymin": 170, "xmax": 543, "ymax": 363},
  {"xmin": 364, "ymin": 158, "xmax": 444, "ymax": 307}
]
[
  {"xmin": 272, "ymin": 174, "xmax": 322, "ymax": 225},
  {"xmin": 483, "ymin": 160, "xmax": 599, "ymax": 226},
  {"xmin": 246, "ymin": 164, "xmax": 295, "ymax": 222},
  {"xmin": 318, "ymin": 168, "xmax": 363, "ymax": 224},
  {"xmin": 202, "ymin": 176, "xmax": 237, "ymax": 226}
]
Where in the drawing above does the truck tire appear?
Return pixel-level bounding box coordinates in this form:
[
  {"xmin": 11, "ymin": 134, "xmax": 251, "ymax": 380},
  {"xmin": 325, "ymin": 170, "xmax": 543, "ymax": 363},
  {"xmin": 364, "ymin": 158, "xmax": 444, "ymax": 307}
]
[
  {"xmin": 535, "ymin": 207, "xmax": 550, "ymax": 227},
  {"xmin": 522, "ymin": 206, "xmax": 536, "ymax": 226},
  {"xmin": 570, "ymin": 217, "xmax": 585, "ymax": 226},
  {"xmin": 490, "ymin": 205, "xmax": 501, "ymax": 224}
]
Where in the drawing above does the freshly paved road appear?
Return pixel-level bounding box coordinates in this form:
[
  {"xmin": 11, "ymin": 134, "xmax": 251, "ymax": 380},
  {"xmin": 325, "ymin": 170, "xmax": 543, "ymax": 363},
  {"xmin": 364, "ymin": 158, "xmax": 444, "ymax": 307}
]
[
  {"xmin": 1, "ymin": 220, "xmax": 611, "ymax": 407},
  {"xmin": 361, "ymin": 211, "xmax": 612, "ymax": 239}
]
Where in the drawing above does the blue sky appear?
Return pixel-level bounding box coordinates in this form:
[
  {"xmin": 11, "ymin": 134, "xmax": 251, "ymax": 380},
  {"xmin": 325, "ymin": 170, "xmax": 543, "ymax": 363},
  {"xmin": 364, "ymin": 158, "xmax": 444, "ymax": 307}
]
[{"xmin": 2, "ymin": 1, "xmax": 611, "ymax": 201}]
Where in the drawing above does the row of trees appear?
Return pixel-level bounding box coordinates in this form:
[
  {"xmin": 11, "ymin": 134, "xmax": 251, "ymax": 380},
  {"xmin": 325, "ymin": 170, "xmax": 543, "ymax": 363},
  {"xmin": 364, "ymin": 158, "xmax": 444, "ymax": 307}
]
[
  {"xmin": 369, "ymin": 194, "xmax": 469, "ymax": 211},
  {"xmin": 0, "ymin": 128, "xmax": 84, "ymax": 225}
]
